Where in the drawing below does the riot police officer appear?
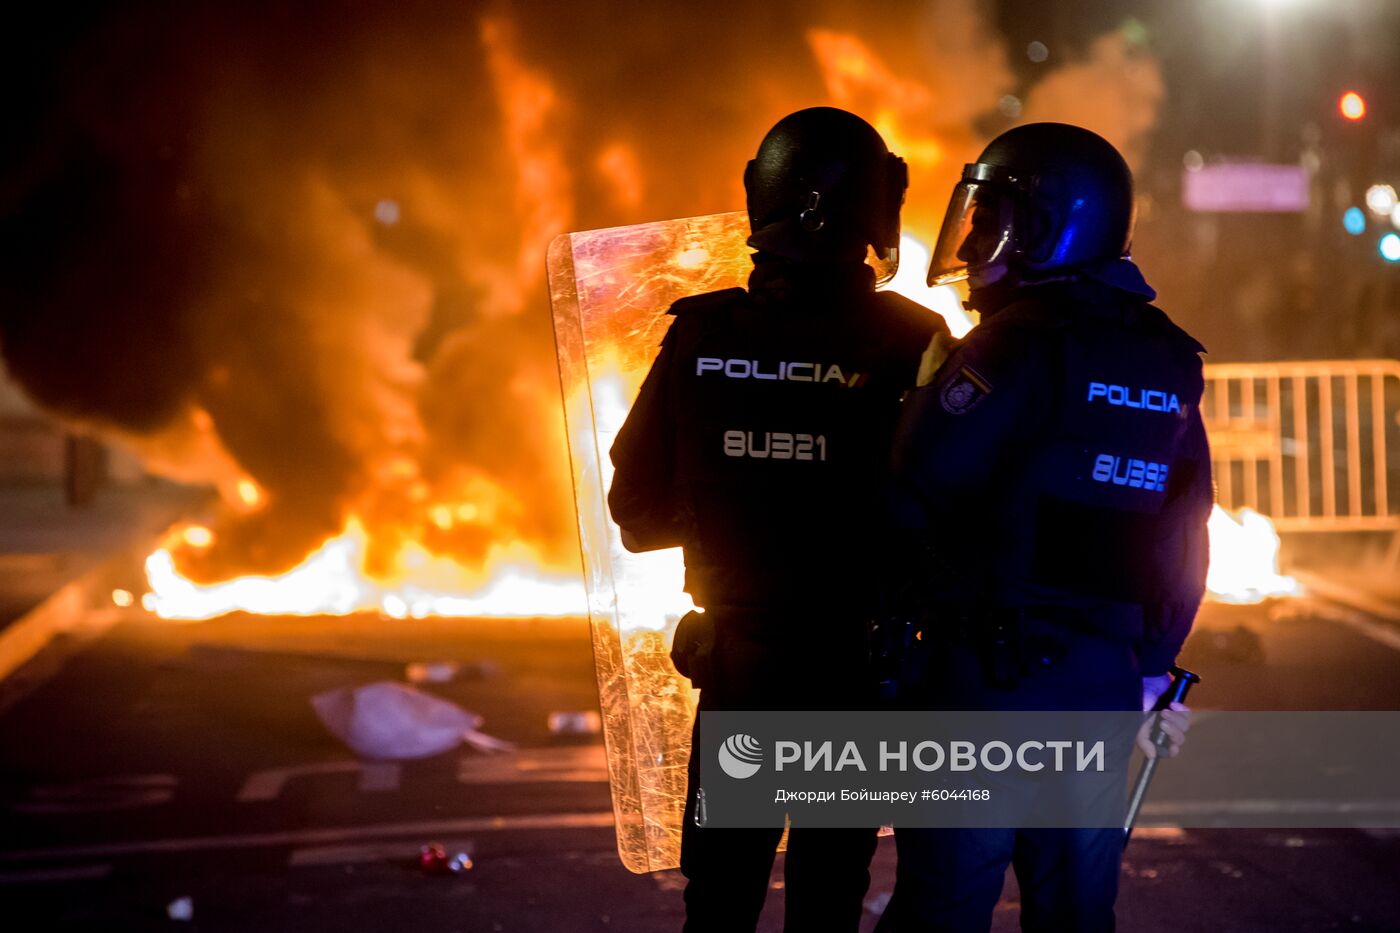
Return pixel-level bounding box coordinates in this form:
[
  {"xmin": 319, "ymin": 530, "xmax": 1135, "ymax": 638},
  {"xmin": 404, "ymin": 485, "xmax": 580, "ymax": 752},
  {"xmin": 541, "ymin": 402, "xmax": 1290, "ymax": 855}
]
[
  {"xmin": 878, "ymin": 123, "xmax": 1210, "ymax": 932},
  {"xmin": 608, "ymin": 107, "xmax": 943, "ymax": 932}
]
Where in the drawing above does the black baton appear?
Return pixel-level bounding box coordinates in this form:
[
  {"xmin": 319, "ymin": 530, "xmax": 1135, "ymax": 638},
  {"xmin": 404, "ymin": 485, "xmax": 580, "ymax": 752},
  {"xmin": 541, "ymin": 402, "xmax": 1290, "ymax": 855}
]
[{"xmin": 1123, "ymin": 665, "xmax": 1200, "ymax": 844}]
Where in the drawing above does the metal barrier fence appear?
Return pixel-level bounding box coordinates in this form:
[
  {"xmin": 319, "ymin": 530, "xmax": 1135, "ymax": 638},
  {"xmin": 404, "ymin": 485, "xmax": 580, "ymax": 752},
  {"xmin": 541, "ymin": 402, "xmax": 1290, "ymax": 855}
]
[{"xmin": 1203, "ymin": 361, "xmax": 1400, "ymax": 543}]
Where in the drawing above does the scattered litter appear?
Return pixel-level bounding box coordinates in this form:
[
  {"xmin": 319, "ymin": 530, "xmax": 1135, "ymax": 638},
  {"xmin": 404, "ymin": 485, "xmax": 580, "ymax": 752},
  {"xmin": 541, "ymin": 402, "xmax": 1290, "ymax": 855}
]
[
  {"xmin": 419, "ymin": 843, "xmax": 474, "ymax": 875},
  {"xmin": 864, "ymin": 891, "xmax": 892, "ymax": 915},
  {"xmin": 404, "ymin": 659, "xmax": 499, "ymax": 683},
  {"xmin": 312, "ymin": 681, "xmax": 512, "ymax": 760},
  {"xmin": 405, "ymin": 661, "xmax": 460, "ymax": 684},
  {"xmin": 548, "ymin": 711, "xmax": 602, "ymax": 735},
  {"xmin": 167, "ymin": 897, "xmax": 194, "ymax": 921},
  {"xmin": 461, "ymin": 728, "xmax": 515, "ymax": 754},
  {"xmin": 420, "ymin": 843, "xmax": 448, "ymax": 872}
]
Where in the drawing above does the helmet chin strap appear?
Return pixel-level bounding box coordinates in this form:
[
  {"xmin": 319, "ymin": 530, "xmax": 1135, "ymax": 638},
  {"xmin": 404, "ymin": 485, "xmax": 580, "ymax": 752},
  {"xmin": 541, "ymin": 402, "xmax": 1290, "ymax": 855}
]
[
  {"xmin": 969, "ymin": 256, "xmax": 1012, "ymax": 289},
  {"xmin": 965, "ymin": 255, "xmax": 1027, "ymax": 316}
]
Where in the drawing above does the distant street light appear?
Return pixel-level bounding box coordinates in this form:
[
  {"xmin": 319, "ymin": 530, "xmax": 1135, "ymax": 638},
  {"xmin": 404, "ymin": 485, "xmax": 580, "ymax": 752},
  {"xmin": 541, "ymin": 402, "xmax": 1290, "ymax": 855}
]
[
  {"xmin": 1365, "ymin": 184, "xmax": 1397, "ymax": 217},
  {"xmin": 1343, "ymin": 207, "xmax": 1366, "ymax": 236},
  {"xmin": 1339, "ymin": 91, "xmax": 1367, "ymax": 121},
  {"xmin": 1380, "ymin": 233, "xmax": 1400, "ymax": 263}
]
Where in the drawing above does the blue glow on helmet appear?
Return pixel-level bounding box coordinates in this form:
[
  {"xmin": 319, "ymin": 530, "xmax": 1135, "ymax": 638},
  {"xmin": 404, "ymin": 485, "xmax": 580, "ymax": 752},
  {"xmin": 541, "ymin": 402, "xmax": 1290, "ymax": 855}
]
[{"xmin": 1048, "ymin": 197, "xmax": 1089, "ymax": 266}]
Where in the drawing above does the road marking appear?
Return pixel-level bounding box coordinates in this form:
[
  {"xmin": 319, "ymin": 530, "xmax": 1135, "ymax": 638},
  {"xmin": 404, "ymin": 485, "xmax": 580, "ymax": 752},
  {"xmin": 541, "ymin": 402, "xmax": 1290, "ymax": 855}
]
[
  {"xmin": 457, "ymin": 745, "xmax": 608, "ymax": 784},
  {"xmin": 237, "ymin": 761, "xmax": 401, "ymax": 802},
  {"xmin": 1294, "ymin": 571, "xmax": 1400, "ymax": 625},
  {"xmin": 1314, "ymin": 605, "xmax": 1400, "ymax": 654},
  {"xmin": 1292, "ymin": 570, "xmax": 1400, "ymax": 653},
  {"xmin": 0, "ymin": 812, "xmax": 616, "ymax": 863},
  {"xmin": 0, "ymin": 863, "xmax": 112, "ymax": 884},
  {"xmin": 289, "ymin": 837, "xmax": 476, "ymax": 867},
  {"xmin": 11, "ymin": 775, "xmax": 177, "ymax": 815}
]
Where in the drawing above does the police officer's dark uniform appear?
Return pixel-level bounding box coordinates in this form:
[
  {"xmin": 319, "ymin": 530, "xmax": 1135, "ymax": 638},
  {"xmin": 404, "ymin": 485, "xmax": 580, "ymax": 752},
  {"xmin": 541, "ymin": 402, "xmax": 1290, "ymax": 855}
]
[
  {"xmin": 607, "ymin": 108, "xmax": 943, "ymax": 933},
  {"xmin": 877, "ymin": 124, "xmax": 1213, "ymax": 932}
]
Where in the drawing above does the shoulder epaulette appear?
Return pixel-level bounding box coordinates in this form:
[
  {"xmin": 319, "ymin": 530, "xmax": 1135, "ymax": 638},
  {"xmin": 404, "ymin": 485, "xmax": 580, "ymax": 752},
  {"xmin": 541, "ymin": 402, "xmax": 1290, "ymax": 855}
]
[{"xmin": 667, "ymin": 287, "xmax": 747, "ymax": 317}]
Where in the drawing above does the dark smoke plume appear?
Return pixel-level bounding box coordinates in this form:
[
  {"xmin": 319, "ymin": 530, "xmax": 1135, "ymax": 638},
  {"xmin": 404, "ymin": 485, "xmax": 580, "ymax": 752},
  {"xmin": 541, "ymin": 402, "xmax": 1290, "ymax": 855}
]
[{"xmin": 0, "ymin": 0, "xmax": 1161, "ymax": 581}]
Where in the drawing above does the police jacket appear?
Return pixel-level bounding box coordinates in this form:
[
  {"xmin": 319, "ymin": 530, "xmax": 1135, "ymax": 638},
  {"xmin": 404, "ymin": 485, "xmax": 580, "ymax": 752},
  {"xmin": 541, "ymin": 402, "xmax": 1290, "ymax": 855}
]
[
  {"xmin": 891, "ymin": 277, "xmax": 1213, "ymax": 676},
  {"xmin": 608, "ymin": 256, "xmax": 941, "ymax": 615}
]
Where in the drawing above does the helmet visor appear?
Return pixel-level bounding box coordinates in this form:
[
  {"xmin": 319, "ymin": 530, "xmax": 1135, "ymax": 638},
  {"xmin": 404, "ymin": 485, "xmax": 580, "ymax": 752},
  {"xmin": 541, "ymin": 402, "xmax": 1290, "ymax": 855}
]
[
  {"xmin": 866, "ymin": 244, "xmax": 900, "ymax": 288},
  {"xmin": 926, "ymin": 179, "xmax": 1017, "ymax": 287}
]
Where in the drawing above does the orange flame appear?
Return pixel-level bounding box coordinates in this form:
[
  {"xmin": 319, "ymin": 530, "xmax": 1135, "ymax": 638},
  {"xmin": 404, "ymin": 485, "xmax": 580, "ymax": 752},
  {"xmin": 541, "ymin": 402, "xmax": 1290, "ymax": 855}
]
[
  {"xmin": 480, "ymin": 16, "xmax": 572, "ymax": 310},
  {"xmin": 235, "ymin": 480, "xmax": 262, "ymax": 508},
  {"xmin": 134, "ymin": 17, "xmax": 1172, "ymax": 625},
  {"xmin": 1205, "ymin": 506, "xmax": 1302, "ymax": 604},
  {"xmin": 884, "ymin": 235, "xmax": 975, "ymax": 337},
  {"xmin": 143, "ymin": 518, "xmax": 586, "ymax": 620},
  {"xmin": 807, "ymin": 29, "xmax": 943, "ymax": 172},
  {"xmin": 596, "ymin": 143, "xmax": 645, "ymax": 213}
]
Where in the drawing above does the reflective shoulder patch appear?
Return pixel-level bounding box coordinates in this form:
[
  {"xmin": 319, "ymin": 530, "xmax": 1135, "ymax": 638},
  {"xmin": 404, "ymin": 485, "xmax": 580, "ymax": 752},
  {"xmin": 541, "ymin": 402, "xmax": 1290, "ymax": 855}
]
[{"xmin": 939, "ymin": 364, "xmax": 993, "ymax": 415}]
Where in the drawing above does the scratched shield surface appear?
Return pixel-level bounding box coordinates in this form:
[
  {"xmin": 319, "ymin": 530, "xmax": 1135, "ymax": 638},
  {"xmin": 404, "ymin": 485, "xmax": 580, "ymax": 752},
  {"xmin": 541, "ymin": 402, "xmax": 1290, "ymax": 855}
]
[{"xmin": 547, "ymin": 212, "xmax": 753, "ymax": 873}]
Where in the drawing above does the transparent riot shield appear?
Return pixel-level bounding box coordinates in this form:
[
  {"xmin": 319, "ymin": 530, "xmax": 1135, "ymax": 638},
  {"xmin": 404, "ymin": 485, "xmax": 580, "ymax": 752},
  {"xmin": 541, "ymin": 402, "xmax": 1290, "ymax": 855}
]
[
  {"xmin": 546, "ymin": 213, "xmax": 962, "ymax": 872},
  {"xmin": 547, "ymin": 212, "xmax": 753, "ymax": 874}
]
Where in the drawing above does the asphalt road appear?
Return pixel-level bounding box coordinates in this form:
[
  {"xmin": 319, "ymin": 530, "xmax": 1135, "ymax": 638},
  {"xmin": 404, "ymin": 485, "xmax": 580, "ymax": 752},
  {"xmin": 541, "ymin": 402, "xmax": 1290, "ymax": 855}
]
[{"xmin": 0, "ymin": 593, "xmax": 1398, "ymax": 932}]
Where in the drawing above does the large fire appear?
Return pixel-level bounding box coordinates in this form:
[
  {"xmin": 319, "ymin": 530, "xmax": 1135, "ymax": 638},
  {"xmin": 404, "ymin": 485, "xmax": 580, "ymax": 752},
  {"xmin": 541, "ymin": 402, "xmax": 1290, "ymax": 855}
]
[
  {"xmin": 136, "ymin": 231, "xmax": 975, "ymax": 623},
  {"xmin": 138, "ymin": 231, "xmax": 1294, "ymax": 621},
  {"xmin": 110, "ymin": 13, "xmax": 1272, "ymax": 625},
  {"xmin": 0, "ymin": 6, "xmax": 1150, "ymax": 636}
]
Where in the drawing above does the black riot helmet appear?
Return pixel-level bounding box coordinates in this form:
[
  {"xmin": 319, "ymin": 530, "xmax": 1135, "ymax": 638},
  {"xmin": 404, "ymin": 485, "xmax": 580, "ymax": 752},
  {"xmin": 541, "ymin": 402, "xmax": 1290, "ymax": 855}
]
[
  {"xmin": 745, "ymin": 107, "xmax": 908, "ymax": 271},
  {"xmin": 927, "ymin": 123, "xmax": 1135, "ymax": 287}
]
